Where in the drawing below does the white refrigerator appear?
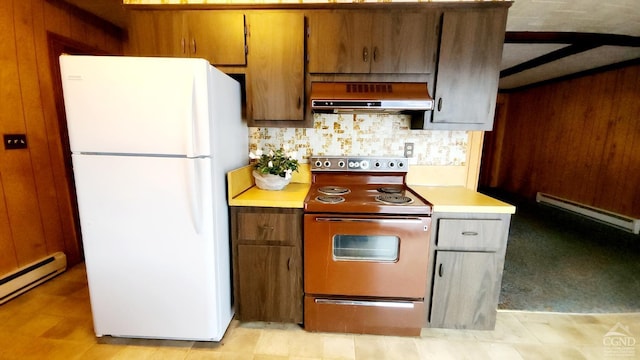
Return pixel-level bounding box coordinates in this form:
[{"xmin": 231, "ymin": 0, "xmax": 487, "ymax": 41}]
[{"xmin": 59, "ymin": 55, "xmax": 247, "ymax": 341}]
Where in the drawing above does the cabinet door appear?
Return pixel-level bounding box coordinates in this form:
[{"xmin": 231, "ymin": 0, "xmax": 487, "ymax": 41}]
[
  {"xmin": 307, "ymin": 11, "xmax": 373, "ymax": 74},
  {"xmin": 430, "ymin": 8, "xmax": 508, "ymax": 130},
  {"xmin": 185, "ymin": 12, "xmax": 247, "ymax": 65},
  {"xmin": 430, "ymin": 251, "xmax": 499, "ymax": 329},
  {"xmin": 128, "ymin": 11, "xmax": 183, "ymax": 57},
  {"xmin": 237, "ymin": 245, "xmax": 303, "ymax": 323},
  {"xmin": 247, "ymin": 12, "xmax": 305, "ymax": 121},
  {"xmin": 370, "ymin": 12, "xmax": 437, "ymax": 74}
]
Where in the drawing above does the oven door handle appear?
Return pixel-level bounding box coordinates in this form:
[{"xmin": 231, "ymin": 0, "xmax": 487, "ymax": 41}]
[
  {"xmin": 314, "ymin": 217, "xmax": 425, "ymax": 224},
  {"xmin": 314, "ymin": 298, "xmax": 415, "ymax": 309}
]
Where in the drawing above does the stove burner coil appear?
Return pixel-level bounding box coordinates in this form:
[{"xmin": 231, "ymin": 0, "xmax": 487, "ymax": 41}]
[
  {"xmin": 375, "ymin": 194, "xmax": 414, "ymax": 205},
  {"xmin": 316, "ymin": 195, "xmax": 346, "ymax": 204},
  {"xmin": 318, "ymin": 186, "xmax": 350, "ymax": 195},
  {"xmin": 377, "ymin": 186, "xmax": 403, "ymax": 194}
]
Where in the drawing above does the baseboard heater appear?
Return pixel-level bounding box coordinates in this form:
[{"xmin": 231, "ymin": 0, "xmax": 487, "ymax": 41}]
[
  {"xmin": 0, "ymin": 252, "xmax": 67, "ymax": 305},
  {"xmin": 536, "ymin": 192, "xmax": 640, "ymax": 234}
]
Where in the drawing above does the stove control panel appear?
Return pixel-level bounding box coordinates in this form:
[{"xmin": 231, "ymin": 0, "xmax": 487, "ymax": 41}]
[{"xmin": 311, "ymin": 156, "xmax": 408, "ymax": 172}]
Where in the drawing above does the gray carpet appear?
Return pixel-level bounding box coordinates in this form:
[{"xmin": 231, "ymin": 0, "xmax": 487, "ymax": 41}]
[{"xmin": 480, "ymin": 188, "xmax": 640, "ymax": 314}]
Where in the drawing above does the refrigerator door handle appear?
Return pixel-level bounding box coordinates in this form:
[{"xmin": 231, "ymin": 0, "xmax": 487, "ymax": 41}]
[
  {"xmin": 188, "ymin": 159, "xmax": 204, "ymax": 234},
  {"xmin": 186, "ymin": 77, "xmax": 209, "ymax": 158},
  {"xmin": 187, "ymin": 77, "xmax": 198, "ymax": 158}
]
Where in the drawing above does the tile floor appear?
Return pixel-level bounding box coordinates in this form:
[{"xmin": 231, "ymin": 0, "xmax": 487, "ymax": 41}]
[{"xmin": 0, "ymin": 264, "xmax": 637, "ymax": 360}]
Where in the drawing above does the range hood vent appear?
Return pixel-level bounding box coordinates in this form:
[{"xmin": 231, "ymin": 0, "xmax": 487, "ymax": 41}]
[{"xmin": 310, "ymin": 82, "xmax": 434, "ymax": 114}]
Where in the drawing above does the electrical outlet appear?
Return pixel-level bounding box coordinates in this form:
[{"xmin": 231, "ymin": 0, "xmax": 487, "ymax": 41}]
[
  {"xmin": 404, "ymin": 142, "xmax": 414, "ymax": 158},
  {"xmin": 4, "ymin": 134, "xmax": 27, "ymax": 150}
]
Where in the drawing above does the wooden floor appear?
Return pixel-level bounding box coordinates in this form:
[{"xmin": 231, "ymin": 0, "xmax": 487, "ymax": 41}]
[{"xmin": 0, "ymin": 263, "xmax": 637, "ymax": 359}]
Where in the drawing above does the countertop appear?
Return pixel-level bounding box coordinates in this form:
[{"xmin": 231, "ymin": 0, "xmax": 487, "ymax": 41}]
[
  {"xmin": 228, "ymin": 165, "xmax": 515, "ymax": 213},
  {"xmin": 227, "ymin": 165, "xmax": 311, "ymax": 208},
  {"xmin": 410, "ymin": 186, "xmax": 516, "ymax": 214},
  {"xmin": 229, "ymin": 183, "xmax": 310, "ymax": 208}
]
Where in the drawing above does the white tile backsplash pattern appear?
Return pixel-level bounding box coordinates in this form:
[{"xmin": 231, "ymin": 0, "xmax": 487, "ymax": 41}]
[{"xmin": 249, "ymin": 114, "xmax": 468, "ymax": 166}]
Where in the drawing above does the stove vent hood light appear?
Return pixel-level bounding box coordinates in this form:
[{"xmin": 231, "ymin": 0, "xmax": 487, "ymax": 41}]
[{"xmin": 310, "ymin": 82, "xmax": 434, "ymax": 115}]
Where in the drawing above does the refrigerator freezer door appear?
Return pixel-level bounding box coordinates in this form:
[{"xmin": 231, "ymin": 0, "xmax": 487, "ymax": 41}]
[
  {"xmin": 60, "ymin": 56, "xmax": 212, "ymax": 157},
  {"xmin": 72, "ymin": 154, "xmax": 232, "ymax": 341}
]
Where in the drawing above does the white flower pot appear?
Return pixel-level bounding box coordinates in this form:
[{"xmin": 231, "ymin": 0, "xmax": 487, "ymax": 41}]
[{"xmin": 253, "ymin": 170, "xmax": 291, "ymax": 191}]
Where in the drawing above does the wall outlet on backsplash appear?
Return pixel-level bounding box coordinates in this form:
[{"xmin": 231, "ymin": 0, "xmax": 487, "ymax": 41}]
[{"xmin": 404, "ymin": 142, "xmax": 414, "ymax": 158}]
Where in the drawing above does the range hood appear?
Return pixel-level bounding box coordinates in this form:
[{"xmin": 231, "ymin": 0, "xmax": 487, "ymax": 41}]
[{"xmin": 310, "ymin": 82, "xmax": 434, "ymax": 114}]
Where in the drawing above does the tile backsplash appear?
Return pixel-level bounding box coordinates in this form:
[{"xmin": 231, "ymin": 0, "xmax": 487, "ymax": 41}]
[{"xmin": 249, "ymin": 113, "xmax": 468, "ymax": 166}]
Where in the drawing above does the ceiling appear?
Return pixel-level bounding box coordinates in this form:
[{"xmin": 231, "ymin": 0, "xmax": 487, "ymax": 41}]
[
  {"xmin": 501, "ymin": 0, "xmax": 640, "ymax": 90},
  {"xmin": 64, "ymin": 0, "xmax": 640, "ymax": 91}
]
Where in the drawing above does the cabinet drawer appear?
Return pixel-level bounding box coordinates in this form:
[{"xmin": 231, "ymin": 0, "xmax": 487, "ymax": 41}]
[
  {"xmin": 436, "ymin": 219, "xmax": 503, "ymax": 251},
  {"xmin": 237, "ymin": 212, "xmax": 299, "ymax": 245}
]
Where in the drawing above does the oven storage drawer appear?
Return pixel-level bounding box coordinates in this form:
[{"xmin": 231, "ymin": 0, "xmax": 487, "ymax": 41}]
[
  {"xmin": 436, "ymin": 218, "xmax": 503, "ymax": 251},
  {"xmin": 304, "ymin": 295, "xmax": 424, "ymax": 336},
  {"xmin": 237, "ymin": 211, "xmax": 299, "ymax": 245}
]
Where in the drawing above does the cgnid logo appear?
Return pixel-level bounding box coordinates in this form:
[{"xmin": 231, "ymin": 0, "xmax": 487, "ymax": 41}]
[{"xmin": 603, "ymin": 322, "xmax": 636, "ymax": 358}]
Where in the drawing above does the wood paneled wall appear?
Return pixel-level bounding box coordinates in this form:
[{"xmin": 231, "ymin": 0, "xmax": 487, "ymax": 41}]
[
  {"xmin": 0, "ymin": 0, "xmax": 122, "ymax": 275},
  {"xmin": 485, "ymin": 64, "xmax": 640, "ymax": 218}
]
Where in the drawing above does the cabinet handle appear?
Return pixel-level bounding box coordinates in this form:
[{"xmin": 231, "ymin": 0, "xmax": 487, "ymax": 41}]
[
  {"xmin": 191, "ymin": 39, "xmax": 197, "ymax": 54},
  {"xmin": 287, "ymin": 257, "xmax": 291, "ymax": 271},
  {"xmin": 363, "ymin": 47, "xmax": 369, "ymax": 63},
  {"xmin": 373, "ymin": 46, "xmax": 378, "ymax": 62},
  {"xmin": 297, "ymin": 96, "xmax": 301, "ymax": 109},
  {"xmin": 181, "ymin": 38, "xmax": 186, "ymax": 54},
  {"xmin": 438, "ymin": 263, "xmax": 443, "ymax": 277},
  {"xmin": 437, "ymin": 98, "xmax": 443, "ymax": 111},
  {"xmin": 260, "ymin": 225, "xmax": 274, "ymax": 230},
  {"xmin": 315, "ymin": 298, "xmax": 414, "ymax": 308},
  {"xmin": 462, "ymin": 231, "xmax": 479, "ymax": 236}
]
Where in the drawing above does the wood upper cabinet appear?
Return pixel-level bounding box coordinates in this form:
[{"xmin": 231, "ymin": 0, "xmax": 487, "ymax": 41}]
[
  {"xmin": 231, "ymin": 207, "xmax": 303, "ymax": 323},
  {"xmin": 184, "ymin": 12, "xmax": 246, "ymax": 65},
  {"xmin": 246, "ymin": 12, "xmax": 305, "ymax": 122},
  {"xmin": 128, "ymin": 11, "xmax": 182, "ymax": 57},
  {"xmin": 425, "ymin": 8, "xmax": 508, "ymax": 130},
  {"xmin": 128, "ymin": 11, "xmax": 246, "ymax": 66},
  {"xmin": 307, "ymin": 11, "xmax": 437, "ymax": 74}
]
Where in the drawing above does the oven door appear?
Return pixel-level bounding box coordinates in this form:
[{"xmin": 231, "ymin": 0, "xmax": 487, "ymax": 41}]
[{"xmin": 304, "ymin": 214, "xmax": 431, "ymax": 298}]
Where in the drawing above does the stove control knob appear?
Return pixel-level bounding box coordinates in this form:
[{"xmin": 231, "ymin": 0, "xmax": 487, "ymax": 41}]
[
  {"xmin": 337, "ymin": 160, "xmax": 346, "ymax": 168},
  {"xmin": 388, "ymin": 161, "xmax": 395, "ymax": 168},
  {"xmin": 314, "ymin": 160, "xmax": 323, "ymax": 168},
  {"xmin": 359, "ymin": 160, "xmax": 369, "ymax": 169},
  {"xmin": 374, "ymin": 161, "xmax": 381, "ymax": 168},
  {"xmin": 349, "ymin": 161, "xmax": 358, "ymax": 168},
  {"xmin": 397, "ymin": 161, "xmax": 405, "ymax": 168},
  {"xmin": 324, "ymin": 160, "xmax": 332, "ymax": 168}
]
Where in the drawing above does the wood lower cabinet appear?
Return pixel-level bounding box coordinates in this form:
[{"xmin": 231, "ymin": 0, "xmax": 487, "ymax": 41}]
[
  {"xmin": 430, "ymin": 251, "xmax": 499, "ymax": 329},
  {"xmin": 427, "ymin": 213, "xmax": 511, "ymax": 330},
  {"xmin": 237, "ymin": 245, "xmax": 301, "ymax": 322},
  {"xmin": 231, "ymin": 207, "xmax": 303, "ymax": 323}
]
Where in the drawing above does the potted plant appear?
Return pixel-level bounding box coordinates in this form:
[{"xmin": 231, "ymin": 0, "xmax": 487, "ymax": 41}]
[{"xmin": 249, "ymin": 147, "xmax": 299, "ymax": 190}]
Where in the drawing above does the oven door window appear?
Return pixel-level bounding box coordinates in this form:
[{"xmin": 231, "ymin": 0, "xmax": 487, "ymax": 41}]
[{"xmin": 332, "ymin": 235, "xmax": 399, "ymax": 262}]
